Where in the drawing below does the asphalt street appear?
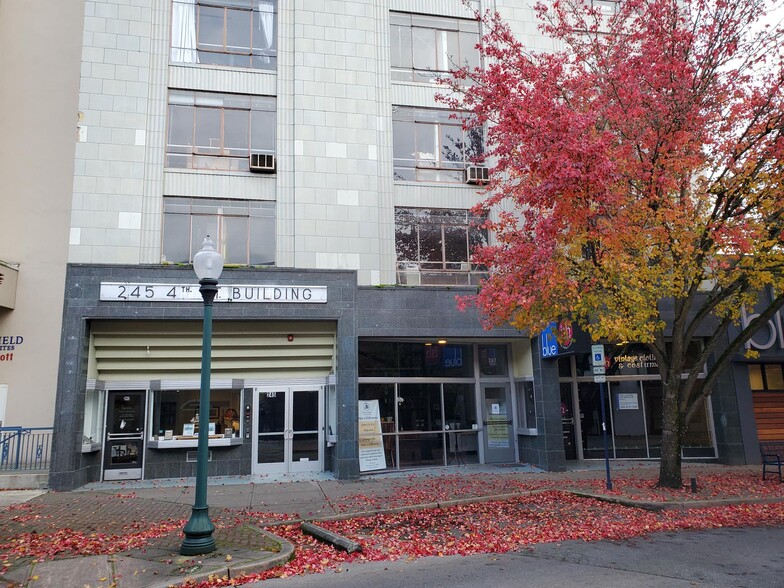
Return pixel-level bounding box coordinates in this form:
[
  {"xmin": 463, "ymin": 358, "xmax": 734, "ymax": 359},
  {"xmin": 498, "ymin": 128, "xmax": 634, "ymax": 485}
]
[{"xmin": 255, "ymin": 526, "xmax": 784, "ymax": 588}]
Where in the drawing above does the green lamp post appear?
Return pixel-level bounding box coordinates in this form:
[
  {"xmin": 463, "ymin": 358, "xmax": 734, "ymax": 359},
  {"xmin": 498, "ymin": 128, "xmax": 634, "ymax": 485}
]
[{"xmin": 181, "ymin": 235, "xmax": 224, "ymax": 555}]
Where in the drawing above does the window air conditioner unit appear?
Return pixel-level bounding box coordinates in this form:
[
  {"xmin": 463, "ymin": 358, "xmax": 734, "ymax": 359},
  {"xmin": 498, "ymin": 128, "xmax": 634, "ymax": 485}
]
[
  {"xmin": 250, "ymin": 153, "xmax": 276, "ymax": 173},
  {"xmin": 401, "ymin": 263, "xmax": 421, "ymax": 286},
  {"xmin": 465, "ymin": 165, "xmax": 489, "ymax": 185}
]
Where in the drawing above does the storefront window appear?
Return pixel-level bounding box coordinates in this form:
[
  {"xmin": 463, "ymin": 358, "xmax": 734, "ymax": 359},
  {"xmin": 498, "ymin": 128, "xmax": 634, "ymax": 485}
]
[
  {"xmin": 150, "ymin": 389, "xmax": 241, "ymax": 440},
  {"xmin": 682, "ymin": 397, "xmax": 714, "ymax": 457},
  {"xmin": 479, "ymin": 345, "xmax": 508, "ymax": 377},
  {"xmin": 609, "ymin": 381, "xmax": 647, "ymax": 458},
  {"xmin": 578, "ymin": 382, "xmax": 612, "ymax": 459},
  {"xmin": 644, "ymin": 381, "xmax": 663, "ymax": 457},
  {"xmin": 358, "ymin": 382, "xmax": 479, "ymax": 469},
  {"xmin": 516, "ymin": 380, "xmax": 536, "ymax": 431},
  {"xmin": 359, "ymin": 341, "xmax": 474, "ymax": 378},
  {"xmin": 82, "ymin": 389, "xmax": 106, "ymax": 447}
]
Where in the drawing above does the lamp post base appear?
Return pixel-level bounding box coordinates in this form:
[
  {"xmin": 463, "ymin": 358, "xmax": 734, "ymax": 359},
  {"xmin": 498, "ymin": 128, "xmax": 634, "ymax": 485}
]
[{"xmin": 180, "ymin": 505, "xmax": 216, "ymax": 555}]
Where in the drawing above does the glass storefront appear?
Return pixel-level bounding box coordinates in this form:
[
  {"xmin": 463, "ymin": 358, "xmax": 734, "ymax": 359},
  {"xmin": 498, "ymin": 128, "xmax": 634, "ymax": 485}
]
[
  {"xmin": 358, "ymin": 381, "xmax": 480, "ymax": 469},
  {"xmin": 560, "ymin": 349, "xmax": 716, "ymax": 460},
  {"xmin": 358, "ymin": 341, "xmax": 516, "ymax": 470}
]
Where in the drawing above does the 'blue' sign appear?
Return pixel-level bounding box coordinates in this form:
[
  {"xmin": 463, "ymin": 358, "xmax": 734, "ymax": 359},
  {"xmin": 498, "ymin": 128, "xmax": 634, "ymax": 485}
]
[{"xmin": 540, "ymin": 322, "xmax": 558, "ymax": 358}]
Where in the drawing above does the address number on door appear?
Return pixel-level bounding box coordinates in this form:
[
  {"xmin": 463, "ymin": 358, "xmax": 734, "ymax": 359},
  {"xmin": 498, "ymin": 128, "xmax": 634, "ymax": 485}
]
[{"xmin": 266, "ymin": 392, "xmax": 277, "ymax": 398}]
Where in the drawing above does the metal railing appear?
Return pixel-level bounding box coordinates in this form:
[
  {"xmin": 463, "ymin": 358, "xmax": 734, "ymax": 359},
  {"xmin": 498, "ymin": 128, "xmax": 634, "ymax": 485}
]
[{"xmin": 0, "ymin": 427, "xmax": 53, "ymax": 471}]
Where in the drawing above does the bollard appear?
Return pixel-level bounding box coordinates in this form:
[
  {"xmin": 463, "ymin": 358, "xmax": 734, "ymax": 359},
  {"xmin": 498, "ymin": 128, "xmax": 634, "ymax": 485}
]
[{"xmin": 690, "ymin": 476, "xmax": 698, "ymax": 493}]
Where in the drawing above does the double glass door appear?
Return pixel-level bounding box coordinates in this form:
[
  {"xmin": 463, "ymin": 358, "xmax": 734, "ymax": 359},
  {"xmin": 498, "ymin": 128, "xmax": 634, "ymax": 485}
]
[{"xmin": 252, "ymin": 386, "xmax": 322, "ymax": 474}]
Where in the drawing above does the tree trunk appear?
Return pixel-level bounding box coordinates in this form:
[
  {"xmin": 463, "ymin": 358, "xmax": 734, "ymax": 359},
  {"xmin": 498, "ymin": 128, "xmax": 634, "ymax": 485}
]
[{"xmin": 658, "ymin": 379, "xmax": 683, "ymax": 488}]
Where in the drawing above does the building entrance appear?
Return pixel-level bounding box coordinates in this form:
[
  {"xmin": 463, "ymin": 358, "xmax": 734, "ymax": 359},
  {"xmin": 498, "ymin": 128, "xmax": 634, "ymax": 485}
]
[
  {"xmin": 102, "ymin": 390, "xmax": 145, "ymax": 481},
  {"xmin": 481, "ymin": 384, "xmax": 516, "ymax": 463},
  {"xmin": 251, "ymin": 385, "xmax": 323, "ymax": 475}
]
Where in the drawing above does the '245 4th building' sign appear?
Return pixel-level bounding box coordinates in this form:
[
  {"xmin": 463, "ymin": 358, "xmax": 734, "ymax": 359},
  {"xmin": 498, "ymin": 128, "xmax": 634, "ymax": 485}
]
[{"xmin": 99, "ymin": 283, "xmax": 328, "ymax": 304}]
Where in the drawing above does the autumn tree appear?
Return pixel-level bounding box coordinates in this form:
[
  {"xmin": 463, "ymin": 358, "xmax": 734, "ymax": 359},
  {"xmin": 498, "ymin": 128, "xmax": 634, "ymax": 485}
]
[{"xmin": 446, "ymin": 0, "xmax": 784, "ymax": 487}]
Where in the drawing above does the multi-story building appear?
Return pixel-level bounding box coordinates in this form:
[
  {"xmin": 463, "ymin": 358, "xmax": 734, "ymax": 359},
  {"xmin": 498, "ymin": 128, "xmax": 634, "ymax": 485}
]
[{"xmin": 1, "ymin": 0, "xmax": 778, "ymax": 491}]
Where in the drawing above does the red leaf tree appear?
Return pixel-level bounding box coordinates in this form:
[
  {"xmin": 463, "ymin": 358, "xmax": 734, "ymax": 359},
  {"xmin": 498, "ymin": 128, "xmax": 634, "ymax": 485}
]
[{"xmin": 445, "ymin": 0, "xmax": 784, "ymax": 487}]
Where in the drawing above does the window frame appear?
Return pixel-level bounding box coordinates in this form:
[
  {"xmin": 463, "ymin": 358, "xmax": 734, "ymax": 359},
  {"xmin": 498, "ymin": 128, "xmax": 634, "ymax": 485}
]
[
  {"xmin": 394, "ymin": 207, "xmax": 488, "ymax": 285},
  {"xmin": 171, "ymin": 0, "xmax": 278, "ymax": 70},
  {"xmin": 390, "ymin": 11, "xmax": 480, "ymax": 84},
  {"xmin": 162, "ymin": 196, "xmax": 276, "ymax": 266},
  {"xmin": 166, "ymin": 90, "xmax": 276, "ymax": 172},
  {"xmin": 147, "ymin": 388, "xmax": 243, "ymax": 447},
  {"xmin": 749, "ymin": 363, "xmax": 784, "ymax": 392},
  {"xmin": 393, "ymin": 107, "xmax": 484, "ymax": 183}
]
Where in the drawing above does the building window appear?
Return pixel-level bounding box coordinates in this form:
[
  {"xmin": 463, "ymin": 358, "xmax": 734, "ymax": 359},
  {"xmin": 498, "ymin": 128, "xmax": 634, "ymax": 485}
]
[
  {"xmin": 393, "ymin": 107, "xmax": 484, "ymax": 183},
  {"xmin": 592, "ymin": 0, "xmax": 620, "ymax": 15},
  {"xmin": 171, "ymin": 0, "xmax": 277, "ymax": 70},
  {"xmin": 395, "ymin": 207, "xmax": 487, "ymax": 286},
  {"xmin": 162, "ymin": 197, "xmax": 275, "ymax": 265},
  {"xmin": 749, "ymin": 364, "xmax": 784, "ymax": 391},
  {"xmin": 516, "ymin": 380, "xmax": 537, "ymax": 432},
  {"xmin": 150, "ymin": 389, "xmax": 241, "ymax": 440},
  {"xmin": 390, "ymin": 12, "xmax": 480, "ymax": 83},
  {"xmin": 166, "ymin": 90, "xmax": 276, "ymax": 172}
]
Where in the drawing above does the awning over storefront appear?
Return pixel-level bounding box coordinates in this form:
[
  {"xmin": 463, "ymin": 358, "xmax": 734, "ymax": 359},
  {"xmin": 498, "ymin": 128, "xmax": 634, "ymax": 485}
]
[{"xmin": 0, "ymin": 260, "xmax": 19, "ymax": 309}]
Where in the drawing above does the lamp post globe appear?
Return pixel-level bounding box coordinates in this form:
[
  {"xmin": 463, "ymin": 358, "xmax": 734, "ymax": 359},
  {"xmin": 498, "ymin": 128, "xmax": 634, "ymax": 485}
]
[{"xmin": 181, "ymin": 235, "xmax": 224, "ymax": 556}]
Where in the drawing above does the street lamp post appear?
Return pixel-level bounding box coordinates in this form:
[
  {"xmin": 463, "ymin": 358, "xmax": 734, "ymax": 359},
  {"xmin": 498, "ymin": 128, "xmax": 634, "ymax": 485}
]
[{"xmin": 181, "ymin": 236, "xmax": 224, "ymax": 556}]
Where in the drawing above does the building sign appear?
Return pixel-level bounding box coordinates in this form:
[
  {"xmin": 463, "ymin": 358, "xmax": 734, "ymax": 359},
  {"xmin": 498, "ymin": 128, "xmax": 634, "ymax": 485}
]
[
  {"xmin": 540, "ymin": 322, "xmax": 558, "ymax": 358},
  {"xmin": 100, "ymin": 283, "xmax": 327, "ymax": 303},
  {"xmin": 742, "ymin": 306, "xmax": 784, "ymax": 351},
  {"xmin": 0, "ymin": 336, "xmax": 22, "ymax": 362},
  {"xmin": 613, "ymin": 353, "xmax": 658, "ymax": 370},
  {"xmin": 358, "ymin": 400, "xmax": 386, "ymax": 472}
]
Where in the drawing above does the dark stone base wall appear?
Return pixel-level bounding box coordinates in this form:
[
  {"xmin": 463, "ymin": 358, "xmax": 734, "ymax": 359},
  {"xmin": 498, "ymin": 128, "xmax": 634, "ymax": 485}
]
[
  {"xmin": 50, "ymin": 264, "xmax": 359, "ymax": 491},
  {"xmin": 144, "ymin": 444, "xmax": 249, "ymax": 479},
  {"xmin": 519, "ymin": 343, "xmax": 565, "ymax": 472}
]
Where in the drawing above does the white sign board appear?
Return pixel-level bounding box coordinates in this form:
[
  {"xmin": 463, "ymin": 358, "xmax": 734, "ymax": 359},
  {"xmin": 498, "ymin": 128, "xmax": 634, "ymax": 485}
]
[
  {"xmin": 100, "ymin": 283, "xmax": 327, "ymax": 303},
  {"xmin": 358, "ymin": 400, "xmax": 387, "ymax": 472},
  {"xmin": 617, "ymin": 393, "xmax": 639, "ymax": 410}
]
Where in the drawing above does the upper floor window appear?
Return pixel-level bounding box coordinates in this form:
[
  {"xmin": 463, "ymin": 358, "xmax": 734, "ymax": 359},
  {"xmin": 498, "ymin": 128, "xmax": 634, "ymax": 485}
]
[
  {"xmin": 390, "ymin": 12, "xmax": 480, "ymax": 83},
  {"xmin": 393, "ymin": 107, "xmax": 484, "ymax": 183},
  {"xmin": 172, "ymin": 0, "xmax": 277, "ymax": 70},
  {"xmin": 167, "ymin": 90, "xmax": 275, "ymax": 172},
  {"xmin": 162, "ymin": 197, "xmax": 275, "ymax": 266},
  {"xmin": 395, "ymin": 207, "xmax": 487, "ymax": 286}
]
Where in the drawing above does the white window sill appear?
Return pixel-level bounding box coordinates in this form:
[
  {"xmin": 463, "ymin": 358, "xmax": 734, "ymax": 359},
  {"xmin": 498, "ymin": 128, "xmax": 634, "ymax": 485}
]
[
  {"xmin": 147, "ymin": 437, "xmax": 244, "ymax": 449},
  {"xmin": 81, "ymin": 441, "xmax": 102, "ymax": 453}
]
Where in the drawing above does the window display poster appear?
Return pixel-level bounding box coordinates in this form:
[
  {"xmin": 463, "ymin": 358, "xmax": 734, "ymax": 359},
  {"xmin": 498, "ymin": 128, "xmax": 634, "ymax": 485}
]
[
  {"xmin": 486, "ymin": 400, "xmax": 509, "ymax": 448},
  {"xmin": 617, "ymin": 393, "xmax": 639, "ymax": 410},
  {"xmin": 358, "ymin": 400, "xmax": 387, "ymax": 472}
]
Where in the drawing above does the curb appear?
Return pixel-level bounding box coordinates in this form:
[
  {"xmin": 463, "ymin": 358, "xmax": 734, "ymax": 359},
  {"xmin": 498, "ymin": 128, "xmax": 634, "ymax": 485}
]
[
  {"xmin": 565, "ymin": 490, "xmax": 784, "ymax": 511},
  {"xmin": 146, "ymin": 526, "xmax": 295, "ymax": 588}
]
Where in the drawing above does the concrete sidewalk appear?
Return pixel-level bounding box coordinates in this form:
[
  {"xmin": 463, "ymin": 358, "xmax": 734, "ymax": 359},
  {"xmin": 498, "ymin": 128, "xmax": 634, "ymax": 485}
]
[{"xmin": 0, "ymin": 462, "xmax": 774, "ymax": 587}]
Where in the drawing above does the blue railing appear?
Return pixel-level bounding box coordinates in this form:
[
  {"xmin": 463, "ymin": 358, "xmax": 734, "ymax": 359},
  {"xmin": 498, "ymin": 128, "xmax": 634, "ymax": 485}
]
[{"xmin": 0, "ymin": 427, "xmax": 53, "ymax": 471}]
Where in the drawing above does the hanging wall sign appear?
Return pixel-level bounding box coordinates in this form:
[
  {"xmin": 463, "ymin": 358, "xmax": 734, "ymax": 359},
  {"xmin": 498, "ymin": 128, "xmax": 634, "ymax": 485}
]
[{"xmin": 100, "ymin": 283, "xmax": 327, "ymax": 303}]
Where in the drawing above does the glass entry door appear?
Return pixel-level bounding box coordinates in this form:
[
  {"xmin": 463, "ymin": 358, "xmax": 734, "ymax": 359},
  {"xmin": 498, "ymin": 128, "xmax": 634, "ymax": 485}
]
[
  {"xmin": 103, "ymin": 390, "xmax": 146, "ymax": 481},
  {"xmin": 481, "ymin": 384, "xmax": 516, "ymax": 463},
  {"xmin": 252, "ymin": 386, "xmax": 322, "ymax": 475}
]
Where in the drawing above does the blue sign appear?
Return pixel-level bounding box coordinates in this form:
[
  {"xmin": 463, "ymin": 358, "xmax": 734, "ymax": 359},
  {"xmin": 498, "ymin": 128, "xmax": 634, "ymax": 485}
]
[{"xmin": 540, "ymin": 322, "xmax": 558, "ymax": 358}]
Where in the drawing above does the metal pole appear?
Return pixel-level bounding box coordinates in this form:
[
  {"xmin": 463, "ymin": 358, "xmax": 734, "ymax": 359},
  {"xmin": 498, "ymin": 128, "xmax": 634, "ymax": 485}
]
[
  {"xmin": 599, "ymin": 381, "xmax": 613, "ymax": 490},
  {"xmin": 180, "ymin": 277, "xmax": 217, "ymax": 555}
]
